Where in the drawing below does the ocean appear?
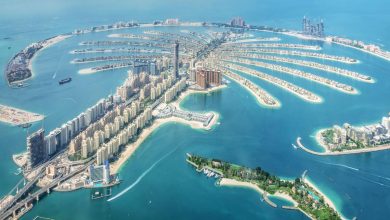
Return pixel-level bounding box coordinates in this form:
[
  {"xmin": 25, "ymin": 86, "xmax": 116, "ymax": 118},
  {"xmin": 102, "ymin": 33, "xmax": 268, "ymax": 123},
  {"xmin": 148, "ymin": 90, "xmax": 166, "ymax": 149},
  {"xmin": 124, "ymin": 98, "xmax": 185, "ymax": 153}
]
[{"xmin": 0, "ymin": 0, "xmax": 390, "ymax": 219}]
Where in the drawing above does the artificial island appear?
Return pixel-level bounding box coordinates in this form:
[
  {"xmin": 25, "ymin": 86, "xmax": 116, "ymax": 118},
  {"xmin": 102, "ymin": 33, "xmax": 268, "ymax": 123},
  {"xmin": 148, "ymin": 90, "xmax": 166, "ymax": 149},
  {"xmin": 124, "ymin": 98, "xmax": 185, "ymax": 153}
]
[
  {"xmin": 186, "ymin": 154, "xmax": 342, "ymax": 220},
  {"xmin": 1, "ymin": 16, "xmax": 389, "ymax": 219},
  {"xmin": 297, "ymin": 113, "xmax": 390, "ymax": 156}
]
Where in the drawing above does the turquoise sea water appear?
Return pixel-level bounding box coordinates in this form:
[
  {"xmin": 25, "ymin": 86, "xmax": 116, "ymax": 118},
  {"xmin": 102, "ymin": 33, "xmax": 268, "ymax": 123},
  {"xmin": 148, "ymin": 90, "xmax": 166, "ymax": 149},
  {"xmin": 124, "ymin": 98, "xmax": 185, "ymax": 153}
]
[{"xmin": 1, "ymin": 0, "xmax": 390, "ymax": 219}]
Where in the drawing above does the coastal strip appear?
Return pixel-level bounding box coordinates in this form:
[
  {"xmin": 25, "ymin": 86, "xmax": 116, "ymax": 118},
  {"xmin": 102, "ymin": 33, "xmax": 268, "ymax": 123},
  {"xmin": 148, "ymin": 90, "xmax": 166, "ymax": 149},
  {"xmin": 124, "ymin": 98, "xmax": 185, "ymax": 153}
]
[
  {"xmin": 223, "ymin": 58, "xmax": 358, "ymax": 95},
  {"xmin": 281, "ymin": 31, "xmax": 390, "ymax": 62},
  {"xmin": 70, "ymin": 48, "xmax": 170, "ymax": 54},
  {"xmin": 0, "ymin": 104, "xmax": 44, "ymax": 126},
  {"xmin": 78, "ymin": 62, "xmax": 133, "ymax": 74},
  {"xmin": 222, "ymin": 48, "xmax": 358, "ymax": 64},
  {"xmin": 225, "ymin": 37, "xmax": 281, "ymax": 44},
  {"xmin": 78, "ymin": 40, "xmax": 171, "ymax": 49},
  {"xmin": 110, "ymin": 89, "xmax": 221, "ymax": 174},
  {"xmin": 187, "ymin": 154, "xmax": 344, "ymax": 220},
  {"xmin": 219, "ymin": 68, "xmax": 281, "ymax": 108},
  {"xmin": 228, "ymin": 53, "xmax": 372, "ymax": 83},
  {"xmin": 71, "ymin": 55, "xmax": 163, "ymax": 64},
  {"xmin": 223, "ymin": 43, "xmax": 321, "ymax": 51},
  {"xmin": 222, "ymin": 62, "xmax": 323, "ymax": 103}
]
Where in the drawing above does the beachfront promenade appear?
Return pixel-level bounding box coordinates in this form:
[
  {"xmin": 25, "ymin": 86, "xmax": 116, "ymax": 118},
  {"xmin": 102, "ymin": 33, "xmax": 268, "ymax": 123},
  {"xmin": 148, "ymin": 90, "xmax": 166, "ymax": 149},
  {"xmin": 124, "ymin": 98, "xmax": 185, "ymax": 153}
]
[{"xmin": 223, "ymin": 58, "xmax": 358, "ymax": 95}]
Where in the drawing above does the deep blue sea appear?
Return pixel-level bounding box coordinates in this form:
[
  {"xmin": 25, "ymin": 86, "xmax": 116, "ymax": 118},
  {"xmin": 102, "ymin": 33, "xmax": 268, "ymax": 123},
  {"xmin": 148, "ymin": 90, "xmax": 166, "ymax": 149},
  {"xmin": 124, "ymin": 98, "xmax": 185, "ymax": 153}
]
[{"xmin": 1, "ymin": 0, "xmax": 390, "ymax": 219}]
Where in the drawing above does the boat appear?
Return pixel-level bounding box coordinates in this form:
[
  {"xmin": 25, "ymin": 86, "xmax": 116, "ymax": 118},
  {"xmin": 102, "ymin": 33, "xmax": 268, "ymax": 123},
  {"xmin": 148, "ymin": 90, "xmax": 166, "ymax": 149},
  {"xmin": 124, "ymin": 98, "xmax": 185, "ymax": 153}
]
[
  {"xmin": 292, "ymin": 143, "xmax": 298, "ymax": 149},
  {"xmin": 11, "ymin": 82, "xmax": 30, "ymax": 89},
  {"xmin": 59, "ymin": 77, "xmax": 72, "ymax": 85}
]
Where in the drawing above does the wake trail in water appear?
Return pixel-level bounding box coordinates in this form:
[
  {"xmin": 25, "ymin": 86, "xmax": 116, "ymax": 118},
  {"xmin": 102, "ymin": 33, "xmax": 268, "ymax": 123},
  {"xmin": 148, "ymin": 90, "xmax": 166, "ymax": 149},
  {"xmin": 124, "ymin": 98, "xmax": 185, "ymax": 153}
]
[
  {"xmin": 320, "ymin": 161, "xmax": 390, "ymax": 185},
  {"xmin": 322, "ymin": 162, "xmax": 359, "ymax": 171},
  {"xmin": 107, "ymin": 147, "xmax": 178, "ymax": 202}
]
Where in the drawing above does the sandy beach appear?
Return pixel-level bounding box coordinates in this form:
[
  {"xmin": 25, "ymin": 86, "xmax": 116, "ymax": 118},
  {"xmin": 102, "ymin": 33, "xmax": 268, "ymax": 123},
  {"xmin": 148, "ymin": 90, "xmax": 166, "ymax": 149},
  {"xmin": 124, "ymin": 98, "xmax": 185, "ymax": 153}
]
[
  {"xmin": 272, "ymin": 191, "xmax": 298, "ymax": 207},
  {"xmin": 219, "ymin": 178, "xmax": 298, "ymax": 207},
  {"xmin": 110, "ymin": 87, "xmax": 221, "ymax": 174},
  {"xmin": 110, "ymin": 115, "xmax": 218, "ymax": 174},
  {"xmin": 303, "ymin": 178, "xmax": 347, "ymax": 220}
]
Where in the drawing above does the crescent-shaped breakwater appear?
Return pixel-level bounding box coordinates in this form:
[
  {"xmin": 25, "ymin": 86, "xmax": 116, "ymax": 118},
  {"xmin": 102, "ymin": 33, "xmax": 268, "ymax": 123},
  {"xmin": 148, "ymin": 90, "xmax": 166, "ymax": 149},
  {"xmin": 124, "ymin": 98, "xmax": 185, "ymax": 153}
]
[
  {"xmin": 223, "ymin": 58, "xmax": 358, "ymax": 95},
  {"xmin": 222, "ymin": 62, "xmax": 322, "ymax": 103}
]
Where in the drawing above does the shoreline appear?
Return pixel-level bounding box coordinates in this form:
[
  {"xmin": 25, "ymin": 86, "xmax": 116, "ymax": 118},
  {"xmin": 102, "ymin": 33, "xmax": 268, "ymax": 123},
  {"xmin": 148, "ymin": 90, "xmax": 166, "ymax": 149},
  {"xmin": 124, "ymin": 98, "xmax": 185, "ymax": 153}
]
[
  {"xmin": 219, "ymin": 177, "xmax": 344, "ymax": 220},
  {"xmin": 218, "ymin": 178, "xmax": 316, "ymax": 216},
  {"xmin": 221, "ymin": 70, "xmax": 282, "ymax": 108},
  {"xmin": 303, "ymin": 178, "xmax": 347, "ymax": 220},
  {"xmin": 110, "ymin": 88, "xmax": 221, "ymax": 174},
  {"xmin": 9, "ymin": 34, "xmax": 71, "ymax": 86},
  {"xmin": 224, "ymin": 63, "xmax": 323, "ymax": 104},
  {"xmin": 226, "ymin": 58, "xmax": 359, "ymax": 95},
  {"xmin": 230, "ymin": 53, "xmax": 371, "ymax": 83}
]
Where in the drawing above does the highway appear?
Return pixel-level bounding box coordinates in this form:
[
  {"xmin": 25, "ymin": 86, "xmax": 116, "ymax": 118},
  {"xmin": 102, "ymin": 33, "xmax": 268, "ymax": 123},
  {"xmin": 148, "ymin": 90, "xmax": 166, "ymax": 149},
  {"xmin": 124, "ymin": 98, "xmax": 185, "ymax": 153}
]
[{"xmin": 0, "ymin": 159, "xmax": 94, "ymax": 220}]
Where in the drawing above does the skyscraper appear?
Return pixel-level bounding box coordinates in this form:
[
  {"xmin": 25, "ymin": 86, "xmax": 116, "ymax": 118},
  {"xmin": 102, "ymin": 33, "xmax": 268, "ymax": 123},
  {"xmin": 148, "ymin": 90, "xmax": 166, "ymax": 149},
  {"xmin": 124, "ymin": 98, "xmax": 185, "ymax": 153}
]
[
  {"xmin": 26, "ymin": 128, "xmax": 46, "ymax": 169},
  {"xmin": 173, "ymin": 40, "xmax": 179, "ymax": 79}
]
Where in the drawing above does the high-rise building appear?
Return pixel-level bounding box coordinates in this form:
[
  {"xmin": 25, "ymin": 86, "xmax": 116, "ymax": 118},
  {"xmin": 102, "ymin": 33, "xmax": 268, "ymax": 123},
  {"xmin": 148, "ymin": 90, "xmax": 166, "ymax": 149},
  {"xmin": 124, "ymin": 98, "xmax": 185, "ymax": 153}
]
[
  {"xmin": 26, "ymin": 129, "xmax": 46, "ymax": 169},
  {"xmin": 302, "ymin": 16, "xmax": 325, "ymax": 37},
  {"xmin": 195, "ymin": 68, "xmax": 222, "ymax": 89},
  {"xmin": 230, "ymin": 17, "xmax": 245, "ymax": 27},
  {"xmin": 173, "ymin": 41, "xmax": 179, "ymax": 79}
]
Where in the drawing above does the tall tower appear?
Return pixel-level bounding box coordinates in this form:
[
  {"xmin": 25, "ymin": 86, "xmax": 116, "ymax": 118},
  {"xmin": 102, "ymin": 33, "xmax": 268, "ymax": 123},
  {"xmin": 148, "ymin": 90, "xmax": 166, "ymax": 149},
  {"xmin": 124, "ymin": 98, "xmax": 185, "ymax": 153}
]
[
  {"xmin": 302, "ymin": 16, "xmax": 307, "ymax": 34},
  {"xmin": 26, "ymin": 128, "xmax": 46, "ymax": 170},
  {"xmin": 173, "ymin": 40, "xmax": 179, "ymax": 79}
]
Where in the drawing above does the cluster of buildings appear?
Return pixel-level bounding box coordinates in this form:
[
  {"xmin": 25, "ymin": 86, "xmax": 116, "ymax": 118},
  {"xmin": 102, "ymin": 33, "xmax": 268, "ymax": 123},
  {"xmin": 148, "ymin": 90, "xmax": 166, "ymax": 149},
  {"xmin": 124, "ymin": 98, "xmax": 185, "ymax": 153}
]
[
  {"xmin": 328, "ymin": 36, "xmax": 390, "ymax": 61},
  {"xmin": 71, "ymin": 75, "xmax": 185, "ymax": 164},
  {"xmin": 230, "ymin": 17, "xmax": 246, "ymax": 27},
  {"xmin": 189, "ymin": 63, "xmax": 222, "ymax": 89},
  {"xmin": 72, "ymin": 21, "xmax": 139, "ymax": 35},
  {"xmin": 330, "ymin": 113, "xmax": 390, "ymax": 148},
  {"xmin": 26, "ymin": 99, "xmax": 108, "ymax": 169},
  {"xmin": 25, "ymin": 39, "xmax": 183, "ymax": 171},
  {"xmin": 302, "ymin": 16, "xmax": 325, "ymax": 37}
]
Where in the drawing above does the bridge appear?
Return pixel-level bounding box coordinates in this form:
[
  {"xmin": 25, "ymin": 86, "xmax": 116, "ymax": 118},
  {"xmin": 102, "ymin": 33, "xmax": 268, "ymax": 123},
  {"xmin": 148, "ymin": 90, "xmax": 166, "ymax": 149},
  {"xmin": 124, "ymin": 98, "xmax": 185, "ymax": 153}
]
[{"xmin": 0, "ymin": 159, "xmax": 94, "ymax": 220}]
